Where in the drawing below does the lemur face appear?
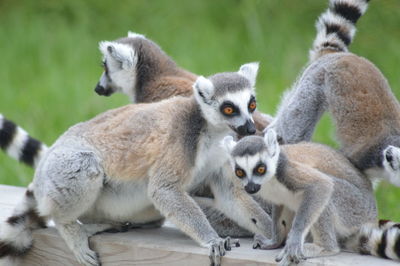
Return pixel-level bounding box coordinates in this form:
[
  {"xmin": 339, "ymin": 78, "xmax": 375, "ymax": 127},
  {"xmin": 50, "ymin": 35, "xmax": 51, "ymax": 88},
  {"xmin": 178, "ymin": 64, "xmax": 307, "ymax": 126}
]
[
  {"xmin": 222, "ymin": 130, "xmax": 280, "ymax": 194},
  {"xmin": 96, "ymin": 39, "xmax": 137, "ymax": 101},
  {"xmin": 193, "ymin": 63, "xmax": 259, "ymax": 137},
  {"xmin": 382, "ymin": 145, "xmax": 400, "ymax": 187}
]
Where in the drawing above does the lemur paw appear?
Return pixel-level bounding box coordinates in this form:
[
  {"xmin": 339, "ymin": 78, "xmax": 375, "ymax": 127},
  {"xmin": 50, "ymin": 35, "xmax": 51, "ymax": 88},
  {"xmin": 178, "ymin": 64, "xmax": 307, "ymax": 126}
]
[
  {"xmin": 74, "ymin": 247, "xmax": 101, "ymax": 266},
  {"xmin": 208, "ymin": 237, "xmax": 240, "ymax": 266},
  {"xmin": 275, "ymin": 241, "xmax": 306, "ymax": 266},
  {"xmin": 252, "ymin": 234, "xmax": 283, "ymax": 250}
]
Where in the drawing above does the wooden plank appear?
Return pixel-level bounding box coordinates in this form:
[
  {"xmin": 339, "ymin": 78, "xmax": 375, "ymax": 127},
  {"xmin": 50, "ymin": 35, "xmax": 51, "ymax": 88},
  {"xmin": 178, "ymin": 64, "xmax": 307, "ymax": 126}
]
[{"xmin": 0, "ymin": 185, "xmax": 398, "ymax": 266}]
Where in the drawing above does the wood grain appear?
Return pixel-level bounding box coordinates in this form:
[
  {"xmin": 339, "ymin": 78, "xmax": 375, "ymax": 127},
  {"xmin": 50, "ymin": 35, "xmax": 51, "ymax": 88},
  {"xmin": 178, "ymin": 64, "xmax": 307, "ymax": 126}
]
[{"xmin": 0, "ymin": 185, "xmax": 397, "ymax": 266}]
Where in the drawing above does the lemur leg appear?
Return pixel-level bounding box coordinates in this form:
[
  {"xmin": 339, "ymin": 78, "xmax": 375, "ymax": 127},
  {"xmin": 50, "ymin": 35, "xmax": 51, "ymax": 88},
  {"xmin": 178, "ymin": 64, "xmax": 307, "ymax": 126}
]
[
  {"xmin": 34, "ymin": 150, "xmax": 105, "ymax": 266},
  {"xmin": 148, "ymin": 172, "xmax": 234, "ymax": 266},
  {"xmin": 276, "ymin": 171, "xmax": 333, "ymax": 266},
  {"xmin": 304, "ymin": 207, "xmax": 340, "ymax": 258},
  {"xmin": 194, "ymin": 196, "xmax": 252, "ymax": 237},
  {"xmin": 271, "ymin": 68, "xmax": 326, "ymax": 144},
  {"xmin": 208, "ymin": 171, "xmax": 274, "ymax": 239},
  {"xmin": 54, "ymin": 221, "xmax": 100, "ymax": 266},
  {"xmin": 253, "ymin": 205, "xmax": 288, "ymax": 250}
]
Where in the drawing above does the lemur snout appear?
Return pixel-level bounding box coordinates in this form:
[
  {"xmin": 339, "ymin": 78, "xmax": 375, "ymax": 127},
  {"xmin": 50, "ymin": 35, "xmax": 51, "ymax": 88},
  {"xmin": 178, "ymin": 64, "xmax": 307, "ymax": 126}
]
[
  {"xmin": 245, "ymin": 182, "xmax": 261, "ymax": 194},
  {"xmin": 94, "ymin": 83, "xmax": 113, "ymax": 96},
  {"xmin": 237, "ymin": 120, "xmax": 256, "ymax": 136}
]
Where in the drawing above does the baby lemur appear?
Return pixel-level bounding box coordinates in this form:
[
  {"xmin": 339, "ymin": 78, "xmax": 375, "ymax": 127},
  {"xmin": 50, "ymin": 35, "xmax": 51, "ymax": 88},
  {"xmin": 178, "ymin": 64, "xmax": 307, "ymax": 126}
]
[
  {"xmin": 270, "ymin": 0, "xmax": 400, "ymax": 186},
  {"xmin": 223, "ymin": 130, "xmax": 400, "ymax": 265},
  {"xmin": 0, "ymin": 63, "xmax": 276, "ymax": 266}
]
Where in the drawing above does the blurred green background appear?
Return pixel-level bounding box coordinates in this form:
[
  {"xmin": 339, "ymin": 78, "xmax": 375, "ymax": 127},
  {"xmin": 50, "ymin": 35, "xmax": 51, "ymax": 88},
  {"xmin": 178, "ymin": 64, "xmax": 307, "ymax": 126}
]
[{"xmin": 0, "ymin": 0, "xmax": 399, "ymax": 220}]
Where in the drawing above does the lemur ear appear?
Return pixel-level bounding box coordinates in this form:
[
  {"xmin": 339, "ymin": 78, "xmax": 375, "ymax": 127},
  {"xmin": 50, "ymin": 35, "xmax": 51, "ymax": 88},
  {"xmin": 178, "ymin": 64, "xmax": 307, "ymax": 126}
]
[
  {"xmin": 127, "ymin": 31, "xmax": 145, "ymax": 39},
  {"xmin": 383, "ymin": 145, "xmax": 400, "ymax": 186},
  {"xmin": 193, "ymin": 76, "xmax": 214, "ymax": 102},
  {"xmin": 238, "ymin": 62, "xmax": 259, "ymax": 87},
  {"xmin": 221, "ymin": 136, "xmax": 237, "ymax": 153},
  {"xmin": 264, "ymin": 129, "xmax": 279, "ymax": 157},
  {"xmin": 99, "ymin": 41, "xmax": 136, "ymax": 70}
]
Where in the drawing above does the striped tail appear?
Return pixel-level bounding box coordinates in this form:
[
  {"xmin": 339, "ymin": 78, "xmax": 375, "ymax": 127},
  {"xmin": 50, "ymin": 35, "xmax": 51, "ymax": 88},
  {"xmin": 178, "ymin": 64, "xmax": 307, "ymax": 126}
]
[
  {"xmin": 345, "ymin": 222, "xmax": 400, "ymax": 261},
  {"xmin": 0, "ymin": 114, "xmax": 48, "ymax": 168},
  {"xmin": 0, "ymin": 184, "xmax": 47, "ymax": 260},
  {"xmin": 309, "ymin": 0, "xmax": 370, "ymax": 61}
]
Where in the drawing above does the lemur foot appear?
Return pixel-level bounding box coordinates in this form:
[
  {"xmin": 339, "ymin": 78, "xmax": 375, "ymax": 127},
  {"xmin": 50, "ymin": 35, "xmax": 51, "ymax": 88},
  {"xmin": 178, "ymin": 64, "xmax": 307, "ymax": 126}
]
[
  {"xmin": 252, "ymin": 234, "xmax": 283, "ymax": 250},
  {"xmin": 208, "ymin": 237, "xmax": 240, "ymax": 266},
  {"xmin": 74, "ymin": 246, "xmax": 101, "ymax": 266},
  {"xmin": 275, "ymin": 240, "xmax": 306, "ymax": 266}
]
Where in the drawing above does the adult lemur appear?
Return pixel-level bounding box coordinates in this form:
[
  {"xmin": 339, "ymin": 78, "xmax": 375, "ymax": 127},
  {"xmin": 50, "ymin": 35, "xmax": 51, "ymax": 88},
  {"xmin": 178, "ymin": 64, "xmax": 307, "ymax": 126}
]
[
  {"xmin": 0, "ymin": 63, "xmax": 277, "ymax": 266},
  {"xmin": 223, "ymin": 130, "xmax": 399, "ymax": 265},
  {"xmin": 269, "ymin": 0, "xmax": 400, "ymax": 187}
]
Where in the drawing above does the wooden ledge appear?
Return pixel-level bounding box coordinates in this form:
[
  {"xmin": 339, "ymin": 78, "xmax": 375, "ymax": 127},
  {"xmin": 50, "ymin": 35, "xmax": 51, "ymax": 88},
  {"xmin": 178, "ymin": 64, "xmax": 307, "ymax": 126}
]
[{"xmin": 0, "ymin": 185, "xmax": 397, "ymax": 266}]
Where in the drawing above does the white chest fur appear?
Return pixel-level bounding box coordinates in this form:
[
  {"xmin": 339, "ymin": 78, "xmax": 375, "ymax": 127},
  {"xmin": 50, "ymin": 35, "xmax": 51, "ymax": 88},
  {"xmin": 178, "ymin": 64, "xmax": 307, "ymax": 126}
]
[
  {"xmin": 188, "ymin": 131, "xmax": 230, "ymax": 190},
  {"xmin": 258, "ymin": 177, "xmax": 302, "ymax": 212}
]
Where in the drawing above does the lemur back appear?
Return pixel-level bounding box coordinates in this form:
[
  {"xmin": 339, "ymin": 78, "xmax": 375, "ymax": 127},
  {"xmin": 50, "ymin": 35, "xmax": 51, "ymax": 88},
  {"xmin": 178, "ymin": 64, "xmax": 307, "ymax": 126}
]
[
  {"xmin": 224, "ymin": 132, "xmax": 400, "ymax": 264},
  {"xmin": 270, "ymin": 0, "xmax": 400, "ymax": 186}
]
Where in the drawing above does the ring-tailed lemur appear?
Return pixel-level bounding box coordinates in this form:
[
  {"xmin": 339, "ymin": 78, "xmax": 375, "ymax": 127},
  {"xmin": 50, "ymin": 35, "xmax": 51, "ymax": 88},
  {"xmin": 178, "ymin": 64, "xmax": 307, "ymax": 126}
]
[
  {"xmin": 223, "ymin": 130, "xmax": 400, "ymax": 265},
  {"xmin": 269, "ymin": 0, "xmax": 400, "ymax": 187},
  {"xmin": 0, "ymin": 63, "xmax": 277, "ymax": 266}
]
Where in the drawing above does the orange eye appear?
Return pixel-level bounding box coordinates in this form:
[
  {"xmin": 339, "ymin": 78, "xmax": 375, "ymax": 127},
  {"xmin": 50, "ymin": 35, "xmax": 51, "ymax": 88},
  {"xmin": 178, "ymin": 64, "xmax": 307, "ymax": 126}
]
[
  {"xmin": 249, "ymin": 101, "xmax": 257, "ymax": 111},
  {"xmin": 257, "ymin": 165, "xmax": 266, "ymax": 175},
  {"xmin": 224, "ymin": 107, "xmax": 234, "ymax": 115},
  {"xmin": 235, "ymin": 169, "xmax": 245, "ymax": 178}
]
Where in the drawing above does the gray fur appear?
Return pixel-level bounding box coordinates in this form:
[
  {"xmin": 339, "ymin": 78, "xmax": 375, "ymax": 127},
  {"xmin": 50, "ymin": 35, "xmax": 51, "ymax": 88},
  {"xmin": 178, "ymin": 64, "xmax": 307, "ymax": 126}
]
[
  {"xmin": 208, "ymin": 73, "xmax": 251, "ymax": 98},
  {"xmin": 172, "ymin": 99, "xmax": 206, "ymax": 166},
  {"xmin": 231, "ymin": 135, "xmax": 266, "ymax": 157},
  {"xmin": 271, "ymin": 57, "xmax": 329, "ymax": 144}
]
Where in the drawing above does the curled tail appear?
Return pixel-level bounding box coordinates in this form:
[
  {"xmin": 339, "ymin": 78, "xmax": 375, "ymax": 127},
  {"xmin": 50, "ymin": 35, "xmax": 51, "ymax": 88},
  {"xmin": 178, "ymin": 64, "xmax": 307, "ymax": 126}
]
[
  {"xmin": 0, "ymin": 184, "xmax": 47, "ymax": 259},
  {"xmin": 0, "ymin": 114, "xmax": 48, "ymax": 168},
  {"xmin": 345, "ymin": 222, "xmax": 400, "ymax": 261},
  {"xmin": 309, "ymin": 0, "xmax": 370, "ymax": 61}
]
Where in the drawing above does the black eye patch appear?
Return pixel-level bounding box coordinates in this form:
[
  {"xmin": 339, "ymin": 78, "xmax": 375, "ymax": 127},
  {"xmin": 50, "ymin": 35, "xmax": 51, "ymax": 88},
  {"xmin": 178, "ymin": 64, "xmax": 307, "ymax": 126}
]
[
  {"xmin": 220, "ymin": 101, "xmax": 240, "ymax": 117},
  {"xmin": 253, "ymin": 162, "xmax": 267, "ymax": 176},
  {"xmin": 235, "ymin": 165, "xmax": 246, "ymax": 178},
  {"xmin": 248, "ymin": 95, "xmax": 256, "ymax": 112}
]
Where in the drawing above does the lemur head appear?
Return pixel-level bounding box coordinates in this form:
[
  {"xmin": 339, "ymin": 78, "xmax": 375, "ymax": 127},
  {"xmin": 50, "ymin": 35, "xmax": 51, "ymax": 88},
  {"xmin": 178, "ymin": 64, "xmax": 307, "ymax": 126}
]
[
  {"xmin": 222, "ymin": 129, "xmax": 280, "ymax": 194},
  {"xmin": 382, "ymin": 145, "xmax": 400, "ymax": 187},
  {"xmin": 193, "ymin": 62, "xmax": 259, "ymax": 136},
  {"xmin": 95, "ymin": 32, "xmax": 144, "ymax": 100}
]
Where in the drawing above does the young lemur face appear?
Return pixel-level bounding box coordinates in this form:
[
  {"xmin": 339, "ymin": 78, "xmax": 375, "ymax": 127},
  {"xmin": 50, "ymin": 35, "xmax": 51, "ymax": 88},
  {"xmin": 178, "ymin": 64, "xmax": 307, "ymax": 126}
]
[
  {"xmin": 382, "ymin": 145, "xmax": 400, "ymax": 187},
  {"xmin": 193, "ymin": 63, "xmax": 259, "ymax": 136},
  {"xmin": 95, "ymin": 32, "xmax": 143, "ymax": 101},
  {"xmin": 222, "ymin": 129, "xmax": 280, "ymax": 194}
]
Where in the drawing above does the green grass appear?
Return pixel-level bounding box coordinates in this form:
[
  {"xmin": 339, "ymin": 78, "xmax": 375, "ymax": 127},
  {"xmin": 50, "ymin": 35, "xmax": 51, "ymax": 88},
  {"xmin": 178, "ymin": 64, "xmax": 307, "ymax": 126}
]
[{"xmin": 0, "ymin": 0, "xmax": 399, "ymax": 220}]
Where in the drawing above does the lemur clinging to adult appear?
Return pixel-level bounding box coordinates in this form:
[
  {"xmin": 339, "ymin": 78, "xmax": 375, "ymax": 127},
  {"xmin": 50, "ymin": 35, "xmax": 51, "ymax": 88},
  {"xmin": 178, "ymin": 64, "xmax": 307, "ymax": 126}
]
[
  {"xmin": 269, "ymin": 0, "xmax": 400, "ymax": 187},
  {"xmin": 223, "ymin": 130, "xmax": 399, "ymax": 265},
  {"xmin": 0, "ymin": 63, "xmax": 277, "ymax": 266}
]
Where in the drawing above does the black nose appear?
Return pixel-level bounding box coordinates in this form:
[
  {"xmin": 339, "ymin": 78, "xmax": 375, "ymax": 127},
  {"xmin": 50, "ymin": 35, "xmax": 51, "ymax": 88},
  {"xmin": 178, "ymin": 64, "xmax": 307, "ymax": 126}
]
[
  {"xmin": 95, "ymin": 83, "xmax": 106, "ymax": 95},
  {"xmin": 245, "ymin": 182, "xmax": 261, "ymax": 194},
  {"xmin": 237, "ymin": 120, "xmax": 257, "ymax": 136},
  {"xmin": 94, "ymin": 83, "xmax": 113, "ymax": 96}
]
